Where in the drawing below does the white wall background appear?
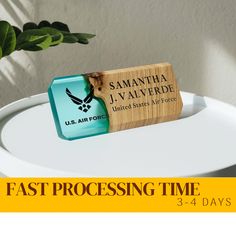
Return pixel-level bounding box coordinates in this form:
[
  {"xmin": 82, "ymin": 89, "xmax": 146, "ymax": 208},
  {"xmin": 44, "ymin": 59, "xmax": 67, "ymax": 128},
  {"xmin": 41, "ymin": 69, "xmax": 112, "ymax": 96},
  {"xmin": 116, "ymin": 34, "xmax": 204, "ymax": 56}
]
[{"xmin": 1, "ymin": 0, "xmax": 236, "ymax": 107}]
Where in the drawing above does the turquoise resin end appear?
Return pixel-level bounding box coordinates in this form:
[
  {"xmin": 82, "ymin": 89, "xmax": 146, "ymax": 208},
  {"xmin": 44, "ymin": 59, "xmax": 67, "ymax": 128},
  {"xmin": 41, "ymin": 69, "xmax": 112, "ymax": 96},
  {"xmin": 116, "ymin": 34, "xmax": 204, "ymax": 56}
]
[{"xmin": 48, "ymin": 74, "xmax": 109, "ymax": 140}]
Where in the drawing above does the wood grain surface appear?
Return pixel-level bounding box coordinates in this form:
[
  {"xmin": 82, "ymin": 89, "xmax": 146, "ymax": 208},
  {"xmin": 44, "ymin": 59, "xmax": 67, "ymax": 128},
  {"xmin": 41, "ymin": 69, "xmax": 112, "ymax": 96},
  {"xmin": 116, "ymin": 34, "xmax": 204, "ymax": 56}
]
[{"xmin": 88, "ymin": 63, "xmax": 182, "ymax": 132}]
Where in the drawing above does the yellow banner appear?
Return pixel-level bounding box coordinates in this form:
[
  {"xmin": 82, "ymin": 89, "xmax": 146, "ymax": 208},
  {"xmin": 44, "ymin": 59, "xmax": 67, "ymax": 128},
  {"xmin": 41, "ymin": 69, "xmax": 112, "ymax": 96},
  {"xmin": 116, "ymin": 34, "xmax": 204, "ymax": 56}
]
[{"xmin": 0, "ymin": 178, "xmax": 235, "ymax": 212}]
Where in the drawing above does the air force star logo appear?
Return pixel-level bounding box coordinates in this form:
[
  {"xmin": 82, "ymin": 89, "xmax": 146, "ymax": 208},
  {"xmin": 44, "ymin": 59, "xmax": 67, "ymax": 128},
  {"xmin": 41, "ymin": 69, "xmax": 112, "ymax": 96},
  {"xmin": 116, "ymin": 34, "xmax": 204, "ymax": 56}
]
[{"xmin": 66, "ymin": 87, "xmax": 93, "ymax": 112}]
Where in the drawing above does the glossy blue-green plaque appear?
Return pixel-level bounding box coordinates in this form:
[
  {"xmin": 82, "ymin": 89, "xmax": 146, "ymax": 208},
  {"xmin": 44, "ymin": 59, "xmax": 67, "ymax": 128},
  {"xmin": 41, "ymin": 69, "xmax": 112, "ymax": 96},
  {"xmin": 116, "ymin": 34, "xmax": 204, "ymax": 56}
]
[{"xmin": 48, "ymin": 74, "xmax": 109, "ymax": 140}]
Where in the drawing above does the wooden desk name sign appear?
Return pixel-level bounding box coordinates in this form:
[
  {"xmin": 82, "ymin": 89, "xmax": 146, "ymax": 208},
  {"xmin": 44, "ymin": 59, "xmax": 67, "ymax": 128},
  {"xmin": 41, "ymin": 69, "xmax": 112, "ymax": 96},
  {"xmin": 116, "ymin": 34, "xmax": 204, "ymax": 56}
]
[{"xmin": 48, "ymin": 63, "xmax": 183, "ymax": 140}]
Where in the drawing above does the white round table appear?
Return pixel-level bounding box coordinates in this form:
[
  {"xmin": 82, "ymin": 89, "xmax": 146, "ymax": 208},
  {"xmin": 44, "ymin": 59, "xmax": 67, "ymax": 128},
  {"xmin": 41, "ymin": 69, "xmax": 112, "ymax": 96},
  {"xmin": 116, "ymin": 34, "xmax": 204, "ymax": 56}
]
[{"xmin": 0, "ymin": 92, "xmax": 236, "ymax": 177}]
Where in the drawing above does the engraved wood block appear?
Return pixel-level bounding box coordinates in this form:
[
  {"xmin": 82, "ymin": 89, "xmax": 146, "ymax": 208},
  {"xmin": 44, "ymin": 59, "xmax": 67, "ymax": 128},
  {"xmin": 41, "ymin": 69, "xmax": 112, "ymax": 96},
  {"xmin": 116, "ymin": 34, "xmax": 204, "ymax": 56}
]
[{"xmin": 88, "ymin": 63, "xmax": 183, "ymax": 132}]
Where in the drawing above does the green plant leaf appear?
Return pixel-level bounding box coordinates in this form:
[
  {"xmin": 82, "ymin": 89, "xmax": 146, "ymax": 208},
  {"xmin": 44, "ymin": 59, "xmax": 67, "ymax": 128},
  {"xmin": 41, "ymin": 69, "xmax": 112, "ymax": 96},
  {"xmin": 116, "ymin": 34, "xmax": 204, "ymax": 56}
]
[
  {"xmin": 60, "ymin": 31, "xmax": 78, "ymax": 43},
  {"xmin": 23, "ymin": 22, "xmax": 38, "ymax": 31},
  {"xmin": 20, "ymin": 35, "xmax": 52, "ymax": 51},
  {"xmin": 52, "ymin": 21, "xmax": 70, "ymax": 32},
  {"xmin": 0, "ymin": 46, "xmax": 2, "ymax": 59},
  {"xmin": 16, "ymin": 29, "xmax": 52, "ymax": 51},
  {"xmin": 0, "ymin": 21, "xmax": 16, "ymax": 56},
  {"xmin": 72, "ymin": 33, "xmax": 95, "ymax": 44},
  {"xmin": 73, "ymin": 33, "xmax": 96, "ymax": 39},
  {"xmin": 38, "ymin": 20, "xmax": 51, "ymax": 28},
  {"xmin": 77, "ymin": 38, "xmax": 89, "ymax": 44},
  {"xmin": 0, "ymin": 20, "xmax": 95, "ymax": 58},
  {"xmin": 13, "ymin": 26, "xmax": 22, "ymax": 38},
  {"xmin": 40, "ymin": 27, "xmax": 63, "ymax": 46}
]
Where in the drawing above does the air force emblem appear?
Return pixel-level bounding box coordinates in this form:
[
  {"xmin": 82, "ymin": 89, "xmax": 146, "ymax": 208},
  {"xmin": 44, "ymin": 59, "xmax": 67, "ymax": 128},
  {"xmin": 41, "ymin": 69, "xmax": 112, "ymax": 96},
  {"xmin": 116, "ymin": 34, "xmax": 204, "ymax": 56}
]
[{"xmin": 66, "ymin": 87, "xmax": 93, "ymax": 112}]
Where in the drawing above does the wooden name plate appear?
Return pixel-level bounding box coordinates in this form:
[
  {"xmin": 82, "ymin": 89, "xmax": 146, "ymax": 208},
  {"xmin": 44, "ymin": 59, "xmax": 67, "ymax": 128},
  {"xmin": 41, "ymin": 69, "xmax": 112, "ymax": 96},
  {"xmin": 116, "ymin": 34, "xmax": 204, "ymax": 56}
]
[
  {"xmin": 88, "ymin": 63, "xmax": 183, "ymax": 132},
  {"xmin": 48, "ymin": 63, "xmax": 183, "ymax": 140}
]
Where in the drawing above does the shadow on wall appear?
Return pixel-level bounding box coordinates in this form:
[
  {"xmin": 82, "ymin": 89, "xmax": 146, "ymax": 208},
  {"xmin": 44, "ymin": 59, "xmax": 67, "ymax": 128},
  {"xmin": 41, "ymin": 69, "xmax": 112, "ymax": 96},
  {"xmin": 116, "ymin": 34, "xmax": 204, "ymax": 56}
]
[
  {"xmin": 1, "ymin": 0, "xmax": 236, "ymax": 107},
  {"xmin": 0, "ymin": 0, "xmax": 41, "ymax": 107},
  {"xmin": 0, "ymin": 54, "xmax": 41, "ymax": 107},
  {"xmin": 0, "ymin": 0, "xmax": 34, "ymax": 26}
]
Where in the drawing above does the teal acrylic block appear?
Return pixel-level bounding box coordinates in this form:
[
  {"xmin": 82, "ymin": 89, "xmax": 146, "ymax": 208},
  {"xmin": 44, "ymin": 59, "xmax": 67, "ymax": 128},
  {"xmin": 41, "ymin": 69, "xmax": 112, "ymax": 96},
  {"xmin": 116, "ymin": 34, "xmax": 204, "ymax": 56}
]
[{"xmin": 48, "ymin": 74, "xmax": 109, "ymax": 140}]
